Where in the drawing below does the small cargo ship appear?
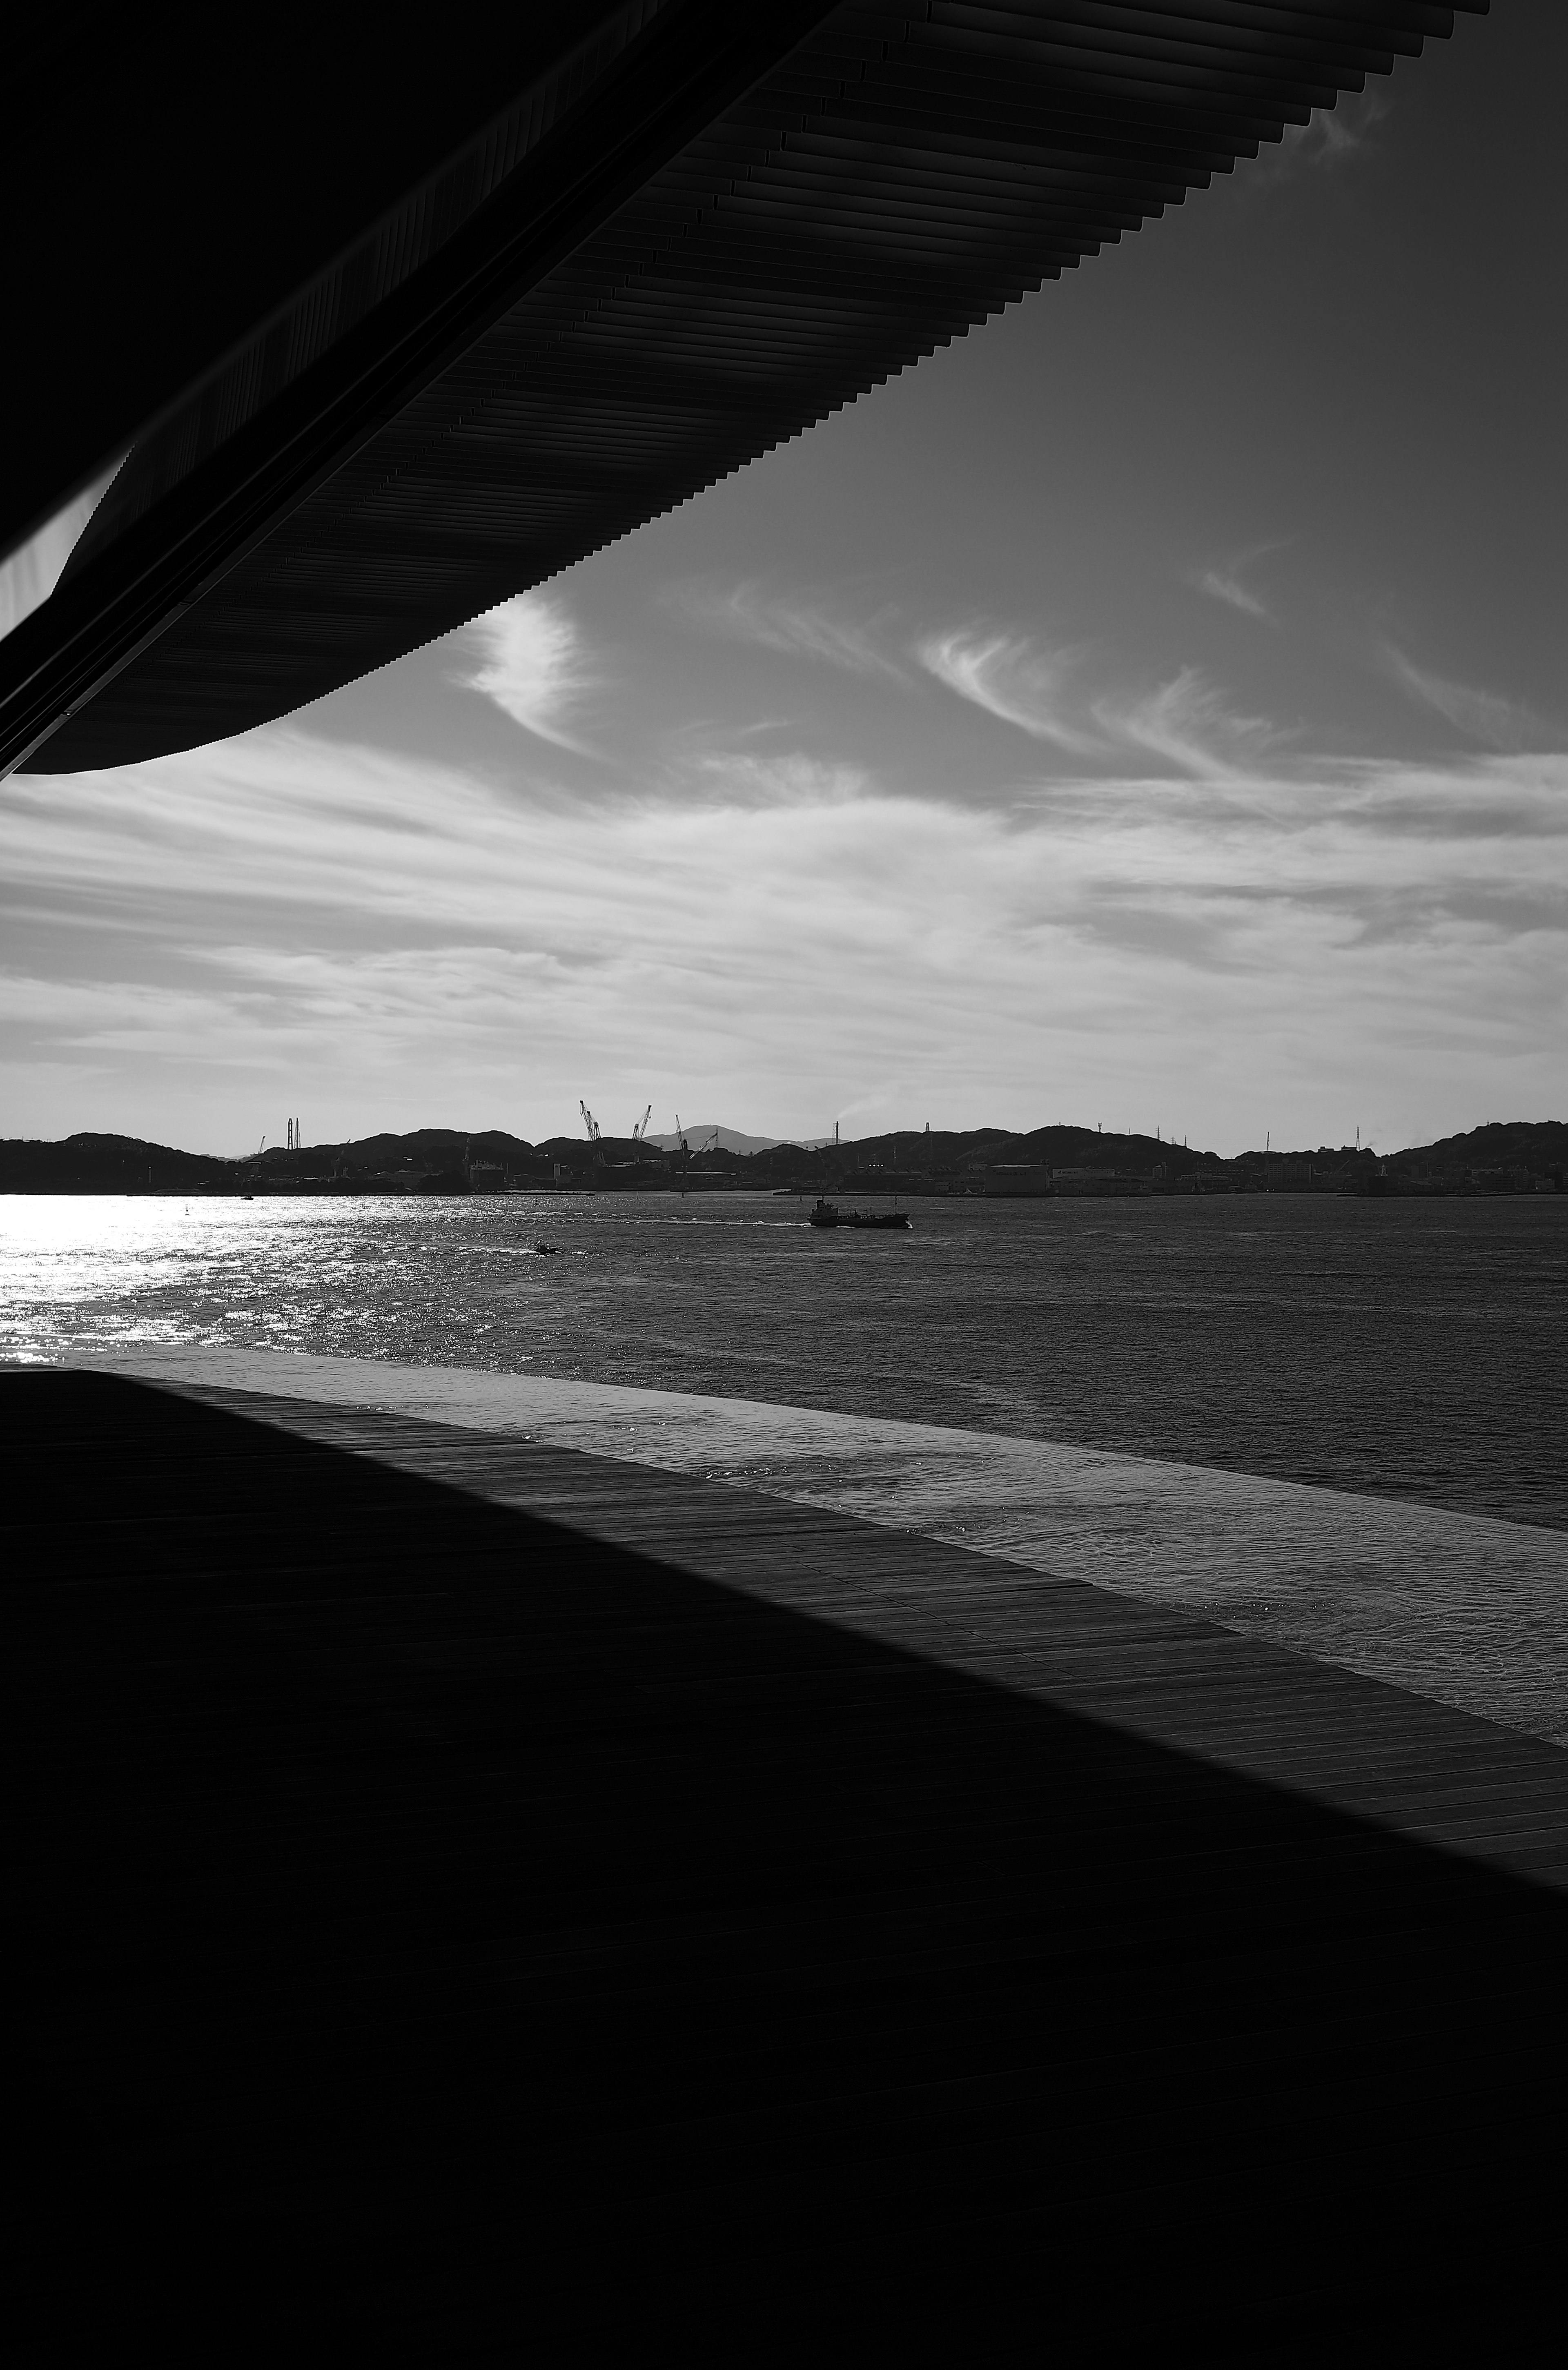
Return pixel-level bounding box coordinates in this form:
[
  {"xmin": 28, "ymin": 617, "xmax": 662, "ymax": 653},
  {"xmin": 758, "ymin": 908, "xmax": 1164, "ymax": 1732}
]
[{"xmin": 808, "ymin": 1198, "xmax": 911, "ymax": 1231}]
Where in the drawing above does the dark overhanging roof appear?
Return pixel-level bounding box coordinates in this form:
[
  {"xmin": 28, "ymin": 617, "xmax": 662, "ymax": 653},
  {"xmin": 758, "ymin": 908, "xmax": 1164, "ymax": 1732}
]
[{"xmin": 3, "ymin": 0, "xmax": 1487, "ymax": 779}]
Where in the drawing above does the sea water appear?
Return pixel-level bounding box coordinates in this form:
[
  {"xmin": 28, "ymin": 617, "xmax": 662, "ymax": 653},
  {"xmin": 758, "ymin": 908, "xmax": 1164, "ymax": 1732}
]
[
  {"xmin": 4, "ymin": 1189, "xmax": 1563, "ymax": 1527},
  {"xmin": 6, "ymin": 1190, "xmax": 1567, "ymax": 1743}
]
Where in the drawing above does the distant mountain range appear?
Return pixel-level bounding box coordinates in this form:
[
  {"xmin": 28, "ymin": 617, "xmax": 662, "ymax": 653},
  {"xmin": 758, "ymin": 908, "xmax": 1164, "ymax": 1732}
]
[
  {"xmin": 1, "ymin": 1117, "xmax": 1563, "ymax": 1193},
  {"xmin": 1394, "ymin": 1120, "xmax": 1568, "ymax": 1172},
  {"xmin": 644, "ymin": 1126, "xmax": 785, "ymax": 1155}
]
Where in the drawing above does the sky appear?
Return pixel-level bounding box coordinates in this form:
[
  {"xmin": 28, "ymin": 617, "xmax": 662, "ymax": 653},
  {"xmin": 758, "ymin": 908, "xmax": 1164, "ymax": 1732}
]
[{"xmin": 3, "ymin": 4, "xmax": 1564, "ymax": 1158}]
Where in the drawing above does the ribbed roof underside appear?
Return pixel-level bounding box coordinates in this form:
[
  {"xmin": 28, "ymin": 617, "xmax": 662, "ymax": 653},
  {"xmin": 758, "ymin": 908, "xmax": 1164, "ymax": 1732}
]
[{"xmin": 31, "ymin": 0, "xmax": 1480, "ymax": 771}]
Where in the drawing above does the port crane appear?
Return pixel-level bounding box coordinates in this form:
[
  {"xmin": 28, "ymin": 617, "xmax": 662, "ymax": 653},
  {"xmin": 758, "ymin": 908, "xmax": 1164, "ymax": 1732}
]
[
  {"xmin": 579, "ymin": 1100, "xmax": 600, "ymax": 1143},
  {"xmin": 633, "ymin": 1105, "xmax": 652, "ymax": 1144}
]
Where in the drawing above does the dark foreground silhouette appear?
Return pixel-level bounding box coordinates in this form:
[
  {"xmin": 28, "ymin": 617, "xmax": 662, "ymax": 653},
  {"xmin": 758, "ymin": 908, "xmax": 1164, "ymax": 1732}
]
[{"xmin": 8, "ymin": 1371, "xmax": 1566, "ymax": 2349}]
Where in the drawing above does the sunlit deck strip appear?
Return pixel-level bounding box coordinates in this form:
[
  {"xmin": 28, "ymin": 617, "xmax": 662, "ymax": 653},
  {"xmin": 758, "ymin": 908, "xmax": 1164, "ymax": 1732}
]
[
  {"xmin": 83, "ymin": 1338, "xmax": 1568, "ymax": 1750},
  {"xmin": 171, "ymin": 1374, "xmax": 1568, "ymax": 1882},
  {"xmin": 9, "ymin": 1359, "xmax": 1568, "ymax": 2344}
]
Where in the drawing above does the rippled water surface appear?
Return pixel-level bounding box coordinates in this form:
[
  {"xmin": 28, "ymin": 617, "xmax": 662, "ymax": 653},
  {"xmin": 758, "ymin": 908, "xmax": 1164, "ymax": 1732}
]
[{"xmin": 4, "ymin": 1190, "xmax": 1564, "ymax": 1529}]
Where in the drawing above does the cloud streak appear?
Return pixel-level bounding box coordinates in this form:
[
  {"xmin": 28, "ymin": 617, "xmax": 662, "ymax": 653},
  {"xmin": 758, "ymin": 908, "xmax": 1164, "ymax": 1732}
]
[
  {"xmin": 918, "ymin": 630, "xmax": 1101, "ymax": 754},
  {"xmin": 3, "ymin": 726, "xmax": 1564, "ymax": 1152},
  {"xmin": 918, "ymin": 630, "xmax": 1287, "ymax": 779},
  {"xmin": 1101, "ymin": 669, "xmax": 1286, "ymax": 780},
  {"xmin": 1196, "ymin": 567, "xmax": 1272, "ymax": 621},
  {"xmin": 459, "ymin": 595, "xmax": 597, "ymax": 751},
  {"xmin": 1383, "ymin": 646, "xmax": 1551, "ymax": 755},
  {"xmin": 1190, "ymin": 537, "xmax": 1294, "ymax": 625},
  {"xmin": 665, "ymin": 580, "xmax": 911, "ymax": 684}
]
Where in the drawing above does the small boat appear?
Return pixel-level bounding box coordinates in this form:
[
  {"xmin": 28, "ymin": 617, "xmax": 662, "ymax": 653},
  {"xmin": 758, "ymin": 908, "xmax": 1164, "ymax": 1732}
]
[
  {"xmin": 534, "ymin": 1241, "xmax": 561, "ymax": 1256},
  {"xmin": 807, "ymin": 1198, "xmax": 911, "ymax": 1232}
]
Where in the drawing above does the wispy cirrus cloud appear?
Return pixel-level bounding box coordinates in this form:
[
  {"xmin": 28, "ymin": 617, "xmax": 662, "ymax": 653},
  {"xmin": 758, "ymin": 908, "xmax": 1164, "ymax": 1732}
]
[
  {"xmin": 1102, "ymin": 668, "xmax": 1287, "ymax": 780},
  {"xmin": 1383, "ymin": 646, "xmax": 1551, "ymax": 755},
  {"xmin": 918, "ymin": 629, "xmax": 1287, "ymax": 778},
  {"xmin": 664, "ymin": 579, "xmax": 911, "ymax": 683},
  {"xmin": 459, "ymin": 594, "xmax": 597, "ymax": 751},
  {"xmin": 674, "ymin": 584, "xmax": 1288, "ymax": 781},
  {"xmin": 690, "ymin": 750, "xmax": 872, "ymax": 808},
  {"xmin": 1191, "ymin": 538, "xmax": 1291, "ymax": 625},
  {"xmin": 1196, "ymin": 567, "xmax": 1272, "ymax": 622},
  {"xmin": 917, "ymin": 630, "xmax": 1101, "ymax": 754},
  {"xmin": 8, "ymin": 580, "xmax": 1566, "ymax": 1154},
  {"xmin": 5, "ymin": 724, "xmax": 1564, "ymax": 1152}
]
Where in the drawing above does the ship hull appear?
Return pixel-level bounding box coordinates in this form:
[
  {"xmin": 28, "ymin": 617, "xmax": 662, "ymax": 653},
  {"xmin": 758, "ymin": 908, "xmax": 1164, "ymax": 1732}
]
[{"xmin": 808, "ymin": 1204, "xmax": 911, "ymax": 1231}]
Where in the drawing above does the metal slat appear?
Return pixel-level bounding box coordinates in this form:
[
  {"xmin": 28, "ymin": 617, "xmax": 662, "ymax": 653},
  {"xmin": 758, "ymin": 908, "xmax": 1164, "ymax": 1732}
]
[{"xmin": 12, "ymin": 0, "xmax": 1487, "ymax": 774}]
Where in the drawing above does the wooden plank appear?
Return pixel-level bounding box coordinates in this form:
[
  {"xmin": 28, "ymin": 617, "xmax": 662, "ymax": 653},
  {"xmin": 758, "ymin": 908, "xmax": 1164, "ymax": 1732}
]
[
  {"xmin": 170, "ymin": 1375, "xmax": 1568, "ymax": 1889},
  {"xmin": 7, "ymin": 1365, "xmax": 1568, "ymax": 2352}
]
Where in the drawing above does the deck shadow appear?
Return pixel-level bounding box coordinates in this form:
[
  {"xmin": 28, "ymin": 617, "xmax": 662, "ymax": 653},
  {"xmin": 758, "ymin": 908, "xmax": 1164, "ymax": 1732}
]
[{"xmin": 7, "ymin": 1370, "xmax": 1567, "ymax": 2345}]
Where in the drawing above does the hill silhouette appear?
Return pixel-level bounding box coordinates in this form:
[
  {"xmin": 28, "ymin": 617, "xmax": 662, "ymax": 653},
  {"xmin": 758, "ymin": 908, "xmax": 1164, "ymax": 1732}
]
[{"xmin": 0, "ymin": 1117, "xmax": 1562, "ymax": 1192}]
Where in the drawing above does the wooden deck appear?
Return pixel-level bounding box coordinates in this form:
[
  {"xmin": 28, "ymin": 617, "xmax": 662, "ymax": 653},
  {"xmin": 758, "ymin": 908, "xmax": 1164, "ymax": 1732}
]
[{"xmin": 10, "ymin": 1367, "xmax": 1568, "ymax": 2348}]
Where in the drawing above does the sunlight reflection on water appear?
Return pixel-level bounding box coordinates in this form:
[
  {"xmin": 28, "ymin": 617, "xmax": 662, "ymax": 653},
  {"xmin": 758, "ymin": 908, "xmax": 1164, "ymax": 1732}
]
[
  {"xmin": 8, "ymin": 1188, "xmax": 1568, "ymax": 1744},
  {"xmin": 4, "ymin": 1187, "xmax": 1566, "ymax": 1530}
]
